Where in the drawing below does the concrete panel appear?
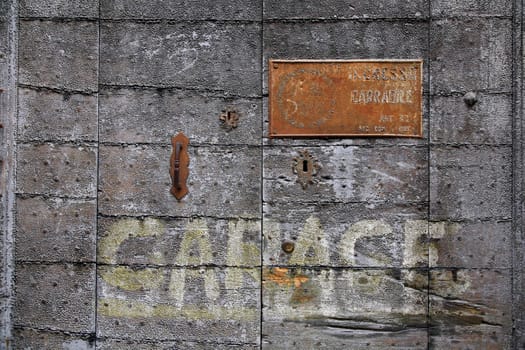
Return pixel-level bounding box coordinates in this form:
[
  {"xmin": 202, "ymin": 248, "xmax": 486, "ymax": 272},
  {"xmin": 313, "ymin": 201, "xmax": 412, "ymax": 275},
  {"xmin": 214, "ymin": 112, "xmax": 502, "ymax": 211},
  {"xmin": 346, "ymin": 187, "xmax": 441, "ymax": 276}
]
[
  {"xmin": 101, "ymin": 0, "xmax": 261, "ymax": 20},
  {"xmin": 19, "ymin": 20, "xmax": 98, "ymax": 91},
  {"xmin": 16, "ymin": 143, "xmax": 97, "ymax": 198},
  {"xmin": 19, "ymin": 0, "xmax": 98, "ymax": 18},
  {"xmin": 98, "ymin": 339, "xmax": 258, "ymax": 350},
  {"xmin": 14, "ymin": 263, "xmax": 96, "ymax": 332},
  {"xmin": 100, "ymin": 22, "xmax": 261, "ymax": 96},
  {"xmin": 263, "ymin": 202, "xmax": 428, "ymax": 268},
  {"xmin": 15, "ymin": 196, "xmax": 96, "ymax": 263},
  {"xmin": 430, "ymin": 146, "xmax": 511, "ymax": 220},
  {"xmin": 263, "ymin": 146, "xmax": 428, "ymax": 205},
  {"xmin": 97, "ymin": 266, "xmax": 260, "ymax": 343},
  {"xmin": 264, "ymin": 0, "xmax": 427, "ymax": 19},
  {"xmin": 430, "ymin": 18, "xmax": 512, "ymax": 94},
  {"xmin": 18, "ymin": 87, "xmax": 98, "ymax": 142},
  {"xmin": 98, "ymin": 216, "xmax": 260, "ymax": 267},
  {"xmin": 430, "ymin": 93, "xmax": 512, "ymax": 145},
  {"xmin": 99, "ymin": 145, "xmax": 260, "ymax": 218},
  {"xmin": 429, "ymin": 220, "xmax": 512, "ymax": 269},
  {"xmin": 12, "ymin": 328, "xmax": 95, "ymax": 350},
  {"xmin": 99, "ymin": 87, "xmax": 261, "ymax": 145},
  {"xmin": 262, "ymin": 267, "xmax": 428, "ymax": 349},
  {"xmin": 431, "ymin": 0, "xmax": 512, "ymax": 17},
  {"xmin": 430, "ymin": 269, "xmax": 512, "ymax": 348}
]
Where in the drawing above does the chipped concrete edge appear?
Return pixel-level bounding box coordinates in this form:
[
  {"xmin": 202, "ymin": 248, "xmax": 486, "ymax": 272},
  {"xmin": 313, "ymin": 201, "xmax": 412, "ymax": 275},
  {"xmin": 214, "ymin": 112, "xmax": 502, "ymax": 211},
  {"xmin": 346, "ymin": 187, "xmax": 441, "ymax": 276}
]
[{"xmin": 0, "ymin": 0, "xmax": 17, "ymax": 349}]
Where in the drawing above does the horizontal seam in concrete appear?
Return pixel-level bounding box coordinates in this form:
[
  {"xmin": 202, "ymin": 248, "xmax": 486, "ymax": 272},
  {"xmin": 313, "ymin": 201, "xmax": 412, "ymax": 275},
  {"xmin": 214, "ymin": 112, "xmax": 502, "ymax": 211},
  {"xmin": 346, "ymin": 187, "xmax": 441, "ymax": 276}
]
[
  {"xmin": 15, "ymin": 193, "xmax": 96, "ymax": 201},
  {"xmin": 17, "ymin": 84, "xmax": 98, "ymax": 96},
  {"xmin": 19, "ymin": 17, "xmax": 98, "ymax": 22},
  {"xmin": 98, "ymin": 84, "xmax": 261, "ymax": 99},
  {"xmin": 12, "ymin": 325, "xmax": 96, "ymax": 337}
]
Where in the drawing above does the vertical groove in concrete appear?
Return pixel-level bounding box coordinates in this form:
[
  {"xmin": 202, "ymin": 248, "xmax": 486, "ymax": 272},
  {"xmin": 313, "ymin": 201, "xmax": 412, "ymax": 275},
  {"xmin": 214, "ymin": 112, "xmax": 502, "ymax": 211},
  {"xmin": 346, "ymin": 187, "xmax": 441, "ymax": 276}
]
[
  {"xmin": 427, "ymin": 2, "xmax": 432, "ymax": 348},
  {"xmin": 512, "ymin": 0, "xmax": 524, "ymax": 347},
  {"xmin": 94, "ymin": 0, "xmax": 101, "ymax": 348},
  {"xmin": 0, "ymin": 0, "xmax": 17, "ymax": 349}
]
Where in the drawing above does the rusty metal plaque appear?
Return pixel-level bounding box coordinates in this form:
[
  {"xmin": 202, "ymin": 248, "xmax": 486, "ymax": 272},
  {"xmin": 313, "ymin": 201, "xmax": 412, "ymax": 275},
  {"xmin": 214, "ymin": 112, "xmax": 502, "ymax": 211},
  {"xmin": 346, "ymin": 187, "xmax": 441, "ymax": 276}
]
[{"xmin": 269, "ymin": 59, "xmax": 423, "ymax": 138}]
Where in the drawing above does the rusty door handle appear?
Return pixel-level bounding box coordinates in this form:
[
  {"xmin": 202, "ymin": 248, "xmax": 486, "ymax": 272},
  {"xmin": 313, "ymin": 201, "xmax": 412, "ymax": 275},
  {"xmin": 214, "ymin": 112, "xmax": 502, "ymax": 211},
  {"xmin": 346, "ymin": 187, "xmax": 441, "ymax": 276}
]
[
  {"xmin": 170, "ymin": 132, "xmax": 189, "ymax": 200},
  {"xmin": 174, "ymin": 141, "xmax": 182, "ymax": 190}
]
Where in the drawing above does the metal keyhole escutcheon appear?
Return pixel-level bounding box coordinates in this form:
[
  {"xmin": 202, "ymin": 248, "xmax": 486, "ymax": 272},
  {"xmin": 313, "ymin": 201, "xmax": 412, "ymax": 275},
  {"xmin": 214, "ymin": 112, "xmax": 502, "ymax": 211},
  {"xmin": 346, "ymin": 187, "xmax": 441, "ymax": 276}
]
[{"xmin": 292, "ymin": 150, "xmax": 320, "ymax": 189}]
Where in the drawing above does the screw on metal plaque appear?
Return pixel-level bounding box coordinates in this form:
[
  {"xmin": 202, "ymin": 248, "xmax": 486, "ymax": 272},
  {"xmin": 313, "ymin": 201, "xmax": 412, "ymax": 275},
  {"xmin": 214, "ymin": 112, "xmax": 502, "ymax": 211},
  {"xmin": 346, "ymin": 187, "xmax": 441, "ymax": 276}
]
[
  {"xmin": 292, "ymin": 150, "xmax": 320, "ymax": 189},
  {"xmin": 219, "ymin": 108, "xmax": 240, "ymax": 130}
]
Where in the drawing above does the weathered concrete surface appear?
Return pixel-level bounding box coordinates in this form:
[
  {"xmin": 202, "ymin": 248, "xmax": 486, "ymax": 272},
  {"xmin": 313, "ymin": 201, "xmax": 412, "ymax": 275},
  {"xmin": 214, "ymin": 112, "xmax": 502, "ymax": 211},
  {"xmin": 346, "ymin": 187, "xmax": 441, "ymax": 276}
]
[
  {"xmin": 97, "ymin": 266, "xmax": 260, "ymax": 344},
  {"xmin": 429, "ymin": 220, "xmax": 512, "ymax": 269},
  {"xmin": 14, "ymin": 263, "xmax": 96, "ymax": 332},
  {"xmin": 19, "ymin": 0, "xmax": 98, "ymax": 18},
  {"xmin": 16, "ymin": 143, "xmax": 97, "ymax": 198},
  {"xmin": 98, "ymin": 216, "xmax": 260, "ymax": 267},
  {"xmin": 263, "ymin": 202, "xmax": 427, "ymax": 268},
  {"xmin": 430, "ymin": 269, "xmax": 512, "ymax": 348},
  {"xmin": 100, "ymin": 22, "xmax": 261, "ymax": 96},
  {"xmin": 262, "ymin": 267, "xmax": 428, "ymax": 349},
  {"xmin": 16, "ymin": 196, "xmax": 96, "ymax": 263},
  {"xmin": 12, "ymin": 328, "xmax": 95, "ymax": 350},
  {"xmin": 18, "ymin": 87, "xmax": 98, "ymax": 142},
  {"xmin": 430, "ymin": 146, "xmax": 512, "ymax": 221},
  {"xmin": 100, "ymin": 0, "xmax": 261, "ymax": 20},
  {"xmin": 0, "ymin": 0, "xmax": 17, "ymax": 347},
  {"xmin": 5, "ymin": 0, "xmax": 524, "ymax": 349},
  {"xmin": 431, "ymin": 0, "xmax": 513, "ymax": 17},
  {"xmin": 99, "ymin": 87, "xmax": 261, "ymax": 145},
  {"xmin": 264, "ymin": 0, "xmax": 427, "ymax": 19},
  {"xmin": 430, "ymin": 93, "xmax": 512, "ymax": 145},
  {"xmin": 97, "ymin": 339, "xmax": 258, "ymax": 350},
  {"xmin": 264, "ymin": 145, "xmax": 428, "ymax": 204},
  {"xmin": 99, "ymin": 145, "xmax": 260, "ymax": 218},
  {"xmin": 430, "ymin": 18, "xmax": 512, "ymax": 94},
  {"xmin": 19, "ymin": 20, "xmax": 98, "ymax": 92}
]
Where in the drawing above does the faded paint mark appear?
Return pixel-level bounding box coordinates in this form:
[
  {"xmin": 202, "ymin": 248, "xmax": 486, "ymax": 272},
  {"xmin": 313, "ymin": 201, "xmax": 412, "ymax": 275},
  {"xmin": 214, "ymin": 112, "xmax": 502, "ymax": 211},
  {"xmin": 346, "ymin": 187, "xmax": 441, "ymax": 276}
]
[
  {"xmin": 403, "ymin": 220, "xmax": 428, "ymax": 267},
  {"xmin": 340, "ymin": 220, "xmax": 393, "ymax": 265},
  {"xmin": 98, "ymin": 298, "xmax": 257, "ymax": 321},
  {"xmin": 98, "ymin": 218, "xmax": 164, "ymax": 264},
  {"xmin": 175, "ymin": 219, "xmax": 214, "ymax": 266},
  {"xmin": 100, "ymin": 266, "xmax": 164, "ymax": 292},
  {"xmin": 289, "ymin": 216, "xmax": 329, "ymax": 265},
  {"xmin": 429, "ymin": 221, "xmax": 461, "ymax": 267}
]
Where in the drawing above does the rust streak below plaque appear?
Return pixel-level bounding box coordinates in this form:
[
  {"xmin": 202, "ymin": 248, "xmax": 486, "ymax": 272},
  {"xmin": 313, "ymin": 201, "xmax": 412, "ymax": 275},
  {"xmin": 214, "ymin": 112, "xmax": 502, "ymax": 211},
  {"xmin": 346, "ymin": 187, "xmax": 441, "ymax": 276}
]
[{"xmin": 269, "ymin": 59, "xmax": 423, "ymax": 138}]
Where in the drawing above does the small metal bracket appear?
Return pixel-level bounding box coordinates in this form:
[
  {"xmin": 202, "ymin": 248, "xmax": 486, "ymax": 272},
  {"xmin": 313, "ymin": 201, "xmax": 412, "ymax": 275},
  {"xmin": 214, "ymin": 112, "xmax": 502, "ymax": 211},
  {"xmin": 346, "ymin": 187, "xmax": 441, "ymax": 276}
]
[
  {"xmin": 292, "ymin": 150, "xmax": 320, "ymax": 189},
  {"xmin": 170, "ymin": 132, "xmax": 190, "ymax": 200},
  {"xmin": 219, "ymin": 108, "xmax": 239, "ymax": 130}
]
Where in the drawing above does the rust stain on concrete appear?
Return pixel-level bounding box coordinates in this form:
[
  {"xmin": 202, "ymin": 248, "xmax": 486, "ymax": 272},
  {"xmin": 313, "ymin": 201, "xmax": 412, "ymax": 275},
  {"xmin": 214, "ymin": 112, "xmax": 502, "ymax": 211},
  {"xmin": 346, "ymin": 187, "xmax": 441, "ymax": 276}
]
[{"xmin": 263, "ymin": 267, "xmax": 309, "ymax": 288}]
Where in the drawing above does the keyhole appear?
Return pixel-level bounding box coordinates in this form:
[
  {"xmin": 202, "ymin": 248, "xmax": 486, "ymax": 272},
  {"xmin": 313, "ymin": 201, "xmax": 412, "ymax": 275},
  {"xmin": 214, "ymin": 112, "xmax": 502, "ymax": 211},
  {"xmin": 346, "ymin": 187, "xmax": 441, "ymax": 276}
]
[{"xmin": 303, "ymin": 160, "xmax": 309, "ymax": 172}]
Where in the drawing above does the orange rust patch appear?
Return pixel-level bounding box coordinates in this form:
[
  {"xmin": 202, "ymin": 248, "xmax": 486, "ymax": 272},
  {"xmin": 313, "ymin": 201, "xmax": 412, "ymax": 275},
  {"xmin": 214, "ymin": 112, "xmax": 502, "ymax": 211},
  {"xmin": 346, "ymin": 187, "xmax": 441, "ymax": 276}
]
[{"xmin": 263, "ymin": 267, "xmax": 309, "ymax": 288}]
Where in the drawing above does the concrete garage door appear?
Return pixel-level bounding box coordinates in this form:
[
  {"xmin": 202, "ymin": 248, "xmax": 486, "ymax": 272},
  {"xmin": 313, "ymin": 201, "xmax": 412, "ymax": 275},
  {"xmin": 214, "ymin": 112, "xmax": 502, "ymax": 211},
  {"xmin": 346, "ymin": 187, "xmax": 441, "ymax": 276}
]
[{"xmin": 1, "ymin": 0, "xmax": 524, "ymax": 349}]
